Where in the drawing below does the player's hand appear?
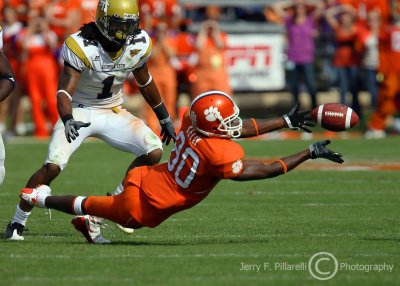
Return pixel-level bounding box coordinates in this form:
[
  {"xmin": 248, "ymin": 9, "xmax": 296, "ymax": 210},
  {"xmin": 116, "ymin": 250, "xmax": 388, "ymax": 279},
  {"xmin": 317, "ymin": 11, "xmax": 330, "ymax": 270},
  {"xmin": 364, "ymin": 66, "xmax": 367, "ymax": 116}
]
[
  {"xmin": 159, "ymin": 116, "xmax": 176, "ymax": 145},
  {"xmin": 309, "ymin": 140, "xmax": 344, "ymax": 164},
  {"xmin": 64, "ymin": 119, "xmax": 91, "ymax": 143},
  {"xmin": 283, "ymin": 101, "xmax": 315, "ymax": 133}
]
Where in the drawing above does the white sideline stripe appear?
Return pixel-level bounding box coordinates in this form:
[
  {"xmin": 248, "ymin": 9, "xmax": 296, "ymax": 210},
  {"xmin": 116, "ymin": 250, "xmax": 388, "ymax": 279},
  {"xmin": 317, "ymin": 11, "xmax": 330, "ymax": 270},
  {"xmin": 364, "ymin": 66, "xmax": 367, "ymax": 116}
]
[
  {"xmin": 345, "ymin": 108, "xmax": 353, "ymax": 129},
  {"xmin": 317, "ymin": 104, "xmax": 324, "ymax": 126},
  {"xmin": 8, "ymin": 252, "xmax": 393, "ymax": 259},
  {"xmin": 199, "ymin": 202, "xmax": 397, "ymax": 207},
  {"xmin": 15, "ymin": 275, "xmax": 282, "ymax": 285}
]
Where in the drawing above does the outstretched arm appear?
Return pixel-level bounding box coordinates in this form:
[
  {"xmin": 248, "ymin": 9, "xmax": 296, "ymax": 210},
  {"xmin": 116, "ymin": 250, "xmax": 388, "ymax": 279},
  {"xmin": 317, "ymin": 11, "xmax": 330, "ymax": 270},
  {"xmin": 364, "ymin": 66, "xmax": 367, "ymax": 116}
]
[
  {"xmin": 239, "ymin": 102, "xmax": 315, "ymax": 138},
  {"xmin": 232, "ymin": 140, "xmax": 343, "ymax": 181}
]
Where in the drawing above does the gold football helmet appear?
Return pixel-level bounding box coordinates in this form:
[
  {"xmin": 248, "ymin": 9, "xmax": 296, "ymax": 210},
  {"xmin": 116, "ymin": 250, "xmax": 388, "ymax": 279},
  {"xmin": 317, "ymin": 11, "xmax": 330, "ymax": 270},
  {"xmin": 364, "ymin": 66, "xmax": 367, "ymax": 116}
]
[{"xmin": 95, "ymin": 0, "xmax": 140, "ymax": 43}]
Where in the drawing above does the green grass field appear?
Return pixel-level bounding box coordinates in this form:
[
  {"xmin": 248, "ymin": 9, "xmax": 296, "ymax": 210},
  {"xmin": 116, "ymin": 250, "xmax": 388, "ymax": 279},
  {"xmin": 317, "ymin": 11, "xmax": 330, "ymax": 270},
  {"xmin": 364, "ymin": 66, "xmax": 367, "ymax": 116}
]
[{"xmin": 0, "ymin": 137, "xmax": 399, "ymax": 286}]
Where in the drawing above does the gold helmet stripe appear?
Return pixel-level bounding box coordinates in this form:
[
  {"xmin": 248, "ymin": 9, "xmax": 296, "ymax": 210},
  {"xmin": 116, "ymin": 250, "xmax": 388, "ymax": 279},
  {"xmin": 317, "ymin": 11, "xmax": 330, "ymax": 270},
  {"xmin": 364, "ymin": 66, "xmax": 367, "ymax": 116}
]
[{"xmin": 65, "ymin": 36, "xmax": 93, "ymax": 69}]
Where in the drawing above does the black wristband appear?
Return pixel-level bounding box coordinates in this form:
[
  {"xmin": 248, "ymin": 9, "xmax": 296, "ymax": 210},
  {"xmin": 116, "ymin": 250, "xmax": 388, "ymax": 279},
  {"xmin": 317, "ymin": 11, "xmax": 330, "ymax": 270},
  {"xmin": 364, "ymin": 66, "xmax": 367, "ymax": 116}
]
[
  {"xmin": 0, "ymin": 75, "xmax": 16, "ymax": 88},
  {"xmin": 61, "ymin": 114, "xmax": 74, "ymax": 124},
  {"xmin": 153, "ymin": 102, "xmax": 169, "ymax": 121}
]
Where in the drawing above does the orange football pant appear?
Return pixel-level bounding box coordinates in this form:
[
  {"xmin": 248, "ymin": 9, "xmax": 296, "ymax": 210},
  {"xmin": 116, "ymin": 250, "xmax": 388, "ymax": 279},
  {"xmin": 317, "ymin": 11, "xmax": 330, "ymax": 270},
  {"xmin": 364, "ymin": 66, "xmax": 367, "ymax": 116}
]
[
  {"xmin": 369, "ymin": 72, "xmax": 400, "ymax": 130},
  {"xmin": 83, "ymin": 184, "xmax": 144, "ymax": 229}
]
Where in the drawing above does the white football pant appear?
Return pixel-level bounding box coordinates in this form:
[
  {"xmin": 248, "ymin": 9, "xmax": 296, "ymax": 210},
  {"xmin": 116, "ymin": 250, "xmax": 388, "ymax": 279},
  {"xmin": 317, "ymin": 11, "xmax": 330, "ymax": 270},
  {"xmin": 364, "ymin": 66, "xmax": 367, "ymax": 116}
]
[{"xmin": 45, "ymin": 107, "xmax": 162, "ymax": 170}]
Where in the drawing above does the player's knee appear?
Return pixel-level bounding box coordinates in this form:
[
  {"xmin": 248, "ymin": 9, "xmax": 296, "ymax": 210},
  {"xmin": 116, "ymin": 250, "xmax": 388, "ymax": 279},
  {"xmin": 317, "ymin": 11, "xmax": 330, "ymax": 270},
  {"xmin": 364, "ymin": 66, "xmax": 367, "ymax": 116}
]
[
  {"xmin": 144, "ymin": 131, "xmax": 162, "ymax": 150},
  {"xmin": 147, "ymin": 148, "xmax": 163, "ymax": 165},
  {"xmin": 44, "ymin": 163, "xmax": 61, "ymax": 182}
]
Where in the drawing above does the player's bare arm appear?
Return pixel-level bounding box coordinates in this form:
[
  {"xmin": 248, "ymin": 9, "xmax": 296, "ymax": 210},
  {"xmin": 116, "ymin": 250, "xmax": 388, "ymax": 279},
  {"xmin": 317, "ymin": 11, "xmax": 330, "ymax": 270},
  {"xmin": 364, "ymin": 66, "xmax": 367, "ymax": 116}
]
[
  {"xmin": 57, "ymin": 64, "xmax": 90, "ymax": 143},
  {"xmin": 240, "ymin": 117, "xmax": 286, "ymax": 138},
  {"xmin": 133, "ymin": 63, "xmax": 176, "ymax": 144},
  {"xmin": 240, "ymin": 101, "xmax": 315, "ymax": 138},
  {"xmin": 232, "ymin": 140, "xmax": 343, "ymax": 181},
  {"xmin": 0, "ymin": 51, "xmax": 15, "ymax": 102}
]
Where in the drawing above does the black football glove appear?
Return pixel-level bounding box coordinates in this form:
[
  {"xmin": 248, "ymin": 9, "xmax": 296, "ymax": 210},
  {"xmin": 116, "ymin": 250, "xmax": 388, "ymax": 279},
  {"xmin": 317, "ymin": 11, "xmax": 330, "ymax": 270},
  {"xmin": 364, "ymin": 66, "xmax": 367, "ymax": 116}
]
[
  {"xmin": 283, "ymin": 101, "xmax": 315, "ymax": 133},
  {"xmin": 309, "ymin": 140, "xmax": 344, "ymax": 164},
  {"xmin": 153, "ymin": 102, "xmax": 176, "ymax": 145},
  {"xmin": 64, "ymin": 119, "xmax": 91, "ymax": 143},
  {"xmin": 159, "ymin": 116, "xmax": 176, "ymax": 145}
]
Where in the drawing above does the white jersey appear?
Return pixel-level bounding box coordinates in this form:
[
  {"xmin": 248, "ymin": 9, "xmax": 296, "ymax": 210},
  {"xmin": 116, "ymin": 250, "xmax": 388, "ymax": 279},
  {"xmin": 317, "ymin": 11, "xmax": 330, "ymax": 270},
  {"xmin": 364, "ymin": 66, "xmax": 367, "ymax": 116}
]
[{"xmin": 61, "ymin": 29, "xmax": 152, "ymax": 108}]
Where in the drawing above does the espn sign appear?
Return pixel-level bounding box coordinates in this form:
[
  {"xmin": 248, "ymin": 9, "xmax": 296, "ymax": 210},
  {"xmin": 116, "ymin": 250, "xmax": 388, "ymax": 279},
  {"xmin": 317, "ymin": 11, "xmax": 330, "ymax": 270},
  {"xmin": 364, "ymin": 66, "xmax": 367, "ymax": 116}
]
[
  {"xmin": 227, "ymin": 46, "xmax": 271, "ymax": 67},
  {"xmin": 226, "ymin": 33, "xmax": 285, "ymax": 91}
]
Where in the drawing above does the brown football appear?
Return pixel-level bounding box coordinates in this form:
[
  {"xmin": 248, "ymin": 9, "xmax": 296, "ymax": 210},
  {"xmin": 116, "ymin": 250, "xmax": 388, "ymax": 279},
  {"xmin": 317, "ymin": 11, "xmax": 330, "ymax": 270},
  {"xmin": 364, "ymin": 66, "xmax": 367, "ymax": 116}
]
[{"xmin": 311, "ymin": 103, "xmax": 359, "ymax": 131}]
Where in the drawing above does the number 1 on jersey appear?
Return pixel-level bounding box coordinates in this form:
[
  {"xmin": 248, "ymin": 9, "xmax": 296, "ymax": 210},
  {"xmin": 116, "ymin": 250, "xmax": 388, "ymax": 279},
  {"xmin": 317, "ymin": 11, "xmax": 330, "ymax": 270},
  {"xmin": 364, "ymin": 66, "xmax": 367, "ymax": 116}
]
[{"xmin": 97, "ymin": 76, "xmax": 115, "ymax": 99}]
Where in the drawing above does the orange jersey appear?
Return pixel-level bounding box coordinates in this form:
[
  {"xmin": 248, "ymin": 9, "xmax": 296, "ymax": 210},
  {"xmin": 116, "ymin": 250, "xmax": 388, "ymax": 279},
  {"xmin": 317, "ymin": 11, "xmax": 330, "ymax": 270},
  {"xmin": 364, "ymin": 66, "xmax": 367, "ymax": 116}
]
[{"xmin": 123, "ymin": 113, "xmax": 245, "ymax": 227}]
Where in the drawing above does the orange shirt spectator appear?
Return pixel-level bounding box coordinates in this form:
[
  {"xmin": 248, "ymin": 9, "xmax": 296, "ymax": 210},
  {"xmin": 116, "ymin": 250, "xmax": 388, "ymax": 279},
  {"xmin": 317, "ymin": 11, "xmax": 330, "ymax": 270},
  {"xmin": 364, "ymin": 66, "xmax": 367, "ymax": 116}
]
[
  {"xmin": 326, "ymin": 4, "xmax": 362, "ymax": 115},
  {"xmin": 175, "ymin": 20, "xmax": 195, "ymax": 79},
  {"xmin": 2, "ymin": 7, "xmax": 23, "ymax": 77},
  {"xmin": 18, "ymin": 17, "xmax": 59, "ymax": 137},
  {"xmin": 45, "ymin": 0, "xmax": 81, "ymax": 45},
  {"xmin": 139, "ymin": 0, "xmax": 182, "ymax": 30},
  {"xmin": 145, "ymin": 22, "xmax": 180, "ymax": 132},
  {"xmin": 368, "ymin": 22, "xmax": 400, "ymax": 132},
  {"xmin": 190, "ymin": 20, "xmax": 231, "ymax": 98},
  {"xmin": 338, "ymin": 0, "xmax": 389, "ymax": 24},
  {"xmin": 80, "ymin": 0, "xmax": 98, "ymax": 26},
  {"xmin": 5, "ymin": 0, "xmax": 28, "ymax": 23},
  {"xmin": 333, "ymin": 26, "xmax": 360, "ymax": 67}
]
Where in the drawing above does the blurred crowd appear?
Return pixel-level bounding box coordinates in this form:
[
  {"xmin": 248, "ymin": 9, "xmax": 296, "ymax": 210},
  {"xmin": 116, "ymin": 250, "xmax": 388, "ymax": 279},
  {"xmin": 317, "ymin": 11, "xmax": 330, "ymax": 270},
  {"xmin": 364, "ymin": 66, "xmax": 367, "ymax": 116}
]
[
  {"xmin": 270, "ymin": 0, "xmax": 400, "ymax": 138},
  {"xmin": 0, "ymin": 0, "xmax": 399, "ymax": 139}
]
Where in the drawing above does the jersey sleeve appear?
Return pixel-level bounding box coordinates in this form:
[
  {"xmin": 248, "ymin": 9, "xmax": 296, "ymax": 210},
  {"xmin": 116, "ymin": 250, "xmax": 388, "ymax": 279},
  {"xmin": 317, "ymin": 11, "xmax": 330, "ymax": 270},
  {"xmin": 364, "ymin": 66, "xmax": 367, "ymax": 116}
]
[
  {"xmin": 135, "ymin": 32, "xmax": 153, "ymax": 69},
  {"xmin": 62, "ymin": 36, "xmax": 91, "ymax": 71},
  {"xmin": 205, "ymin": 140, "xmax": 245, "ymax": 179}
]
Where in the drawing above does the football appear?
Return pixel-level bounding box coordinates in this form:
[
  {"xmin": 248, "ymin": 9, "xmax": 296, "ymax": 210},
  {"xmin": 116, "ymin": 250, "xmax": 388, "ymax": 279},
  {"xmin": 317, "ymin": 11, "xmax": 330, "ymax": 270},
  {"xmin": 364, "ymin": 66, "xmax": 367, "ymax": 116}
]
[{"xmin": 311, "ymin": 103, "xmax": 359, "ymax": 131}]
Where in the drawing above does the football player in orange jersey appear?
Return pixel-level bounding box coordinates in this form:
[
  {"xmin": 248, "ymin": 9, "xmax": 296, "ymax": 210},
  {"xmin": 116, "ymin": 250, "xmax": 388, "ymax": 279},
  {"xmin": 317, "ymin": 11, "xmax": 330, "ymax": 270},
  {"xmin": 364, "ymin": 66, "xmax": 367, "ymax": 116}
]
[{"xmin": 19, "ymin": 91, "xmax": 344, "ymax": 243}]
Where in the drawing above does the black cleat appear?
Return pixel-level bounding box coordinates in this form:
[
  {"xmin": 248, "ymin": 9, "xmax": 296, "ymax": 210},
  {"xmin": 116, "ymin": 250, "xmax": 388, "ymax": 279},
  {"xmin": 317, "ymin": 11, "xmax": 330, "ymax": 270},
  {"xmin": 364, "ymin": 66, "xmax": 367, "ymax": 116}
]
[{"xmin": 5, "ymin": 222, "xmax": 25, "ymax": 241}]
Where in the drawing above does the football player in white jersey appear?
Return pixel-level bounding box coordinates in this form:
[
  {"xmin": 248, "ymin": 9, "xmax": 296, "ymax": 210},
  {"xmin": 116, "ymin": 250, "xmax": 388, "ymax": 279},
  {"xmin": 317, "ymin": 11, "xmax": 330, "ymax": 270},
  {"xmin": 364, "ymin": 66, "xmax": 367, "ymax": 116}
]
[
  {"xmin": 0, "ymin": 25, "xmax": 16, "ymax": 186},
  {"xmin": 6, "ymin": 0, "xmax": 176, "ymax": 240}
]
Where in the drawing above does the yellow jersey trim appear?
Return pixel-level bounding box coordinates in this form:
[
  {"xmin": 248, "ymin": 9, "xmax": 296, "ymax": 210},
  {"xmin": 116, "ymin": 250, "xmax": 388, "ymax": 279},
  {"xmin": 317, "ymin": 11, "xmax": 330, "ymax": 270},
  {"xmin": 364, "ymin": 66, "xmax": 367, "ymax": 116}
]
[{"xmin": 65, "ymin": 36, "xmax": 93, "ymax": 69}]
